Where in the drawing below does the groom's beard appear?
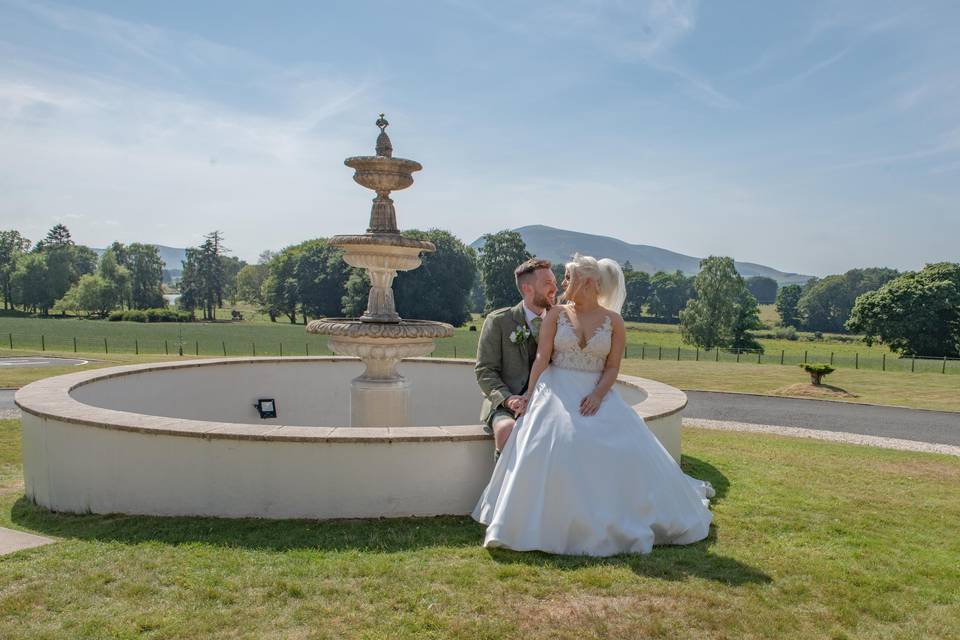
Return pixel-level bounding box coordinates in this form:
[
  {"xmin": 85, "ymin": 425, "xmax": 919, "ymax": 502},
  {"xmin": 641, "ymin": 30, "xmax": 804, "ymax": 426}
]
[{"xmin": 533, "ymin": 293, "xmax": 554, "ymax": 310}]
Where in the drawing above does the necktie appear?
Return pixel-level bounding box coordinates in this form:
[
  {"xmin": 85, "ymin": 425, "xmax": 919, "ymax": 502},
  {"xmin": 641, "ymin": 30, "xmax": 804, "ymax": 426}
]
[{"xmin": 531, "ymin": 316, "xmax": 542, "ymax": 339}]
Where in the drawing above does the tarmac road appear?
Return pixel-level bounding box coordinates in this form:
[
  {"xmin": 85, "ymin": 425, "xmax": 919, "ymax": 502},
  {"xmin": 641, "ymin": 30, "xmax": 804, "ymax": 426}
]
[{"xmin": 684, "ymin": 390, "xmax": 960, "ymax": 447}]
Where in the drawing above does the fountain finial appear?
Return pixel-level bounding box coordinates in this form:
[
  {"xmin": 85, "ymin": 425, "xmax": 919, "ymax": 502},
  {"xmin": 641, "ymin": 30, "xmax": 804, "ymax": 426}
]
[{"xmin": 375, "ymin": 113, "xmax": 393, "ymax": 158}]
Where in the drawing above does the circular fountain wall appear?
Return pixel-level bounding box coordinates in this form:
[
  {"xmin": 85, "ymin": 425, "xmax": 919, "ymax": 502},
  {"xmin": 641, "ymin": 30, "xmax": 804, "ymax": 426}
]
[{"xmin": 16, "ymin": 357, "xmax": 687, "ymax": 520}]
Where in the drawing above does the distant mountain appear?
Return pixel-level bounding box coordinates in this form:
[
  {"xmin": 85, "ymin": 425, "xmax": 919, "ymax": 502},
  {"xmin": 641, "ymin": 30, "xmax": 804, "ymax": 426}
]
[
  {"xmin": 470, "ymin": 225, "xmax": 813, "ymax": 286},
  {"xmin": 93, "ymin": 244, "xmax": 187, "ymax": 271}
]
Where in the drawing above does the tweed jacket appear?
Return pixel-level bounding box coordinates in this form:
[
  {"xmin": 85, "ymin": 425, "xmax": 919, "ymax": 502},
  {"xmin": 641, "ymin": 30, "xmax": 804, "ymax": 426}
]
[{"xmin": 475, "ymin": 302, "xmax": 539, "ymax": 424}]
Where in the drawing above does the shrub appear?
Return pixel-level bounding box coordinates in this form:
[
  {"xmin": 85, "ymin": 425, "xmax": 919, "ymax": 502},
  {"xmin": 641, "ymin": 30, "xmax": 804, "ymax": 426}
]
[
  {"xmin": 774, "ymin": 326, "xmax": 797, "ymax": 340},
  {"xmin": 107, "ymin": 308, "xmax": 193, "ymax": 323},
  {"xmin": 800, "ymin": 362, "xmax": 835, "ymax": 385}
]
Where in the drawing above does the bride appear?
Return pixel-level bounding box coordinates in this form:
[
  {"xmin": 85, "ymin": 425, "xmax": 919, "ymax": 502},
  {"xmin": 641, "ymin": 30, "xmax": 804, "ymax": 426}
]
[{"xmin": 472, "ymin": 254, "xmax": 714, "ymax": 556}]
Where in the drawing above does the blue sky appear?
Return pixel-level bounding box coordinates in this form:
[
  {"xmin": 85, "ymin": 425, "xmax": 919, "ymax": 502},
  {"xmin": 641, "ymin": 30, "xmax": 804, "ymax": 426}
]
[{"xmin": 1, "ymin": 0, "xmax": 958, "ymax": 276}]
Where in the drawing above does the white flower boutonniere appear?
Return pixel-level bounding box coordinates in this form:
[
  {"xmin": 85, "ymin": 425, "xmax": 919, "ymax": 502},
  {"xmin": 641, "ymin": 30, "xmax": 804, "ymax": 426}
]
[{"xmin": 509, "ymin": 324, "xmax": 533, "ymax": 345}]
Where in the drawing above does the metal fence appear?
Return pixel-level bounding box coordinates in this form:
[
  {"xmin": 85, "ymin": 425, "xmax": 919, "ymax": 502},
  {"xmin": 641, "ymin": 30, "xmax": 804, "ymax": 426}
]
[{"xmin": 4, "ymin": 331, "xmax": 959, "ymax": 375}]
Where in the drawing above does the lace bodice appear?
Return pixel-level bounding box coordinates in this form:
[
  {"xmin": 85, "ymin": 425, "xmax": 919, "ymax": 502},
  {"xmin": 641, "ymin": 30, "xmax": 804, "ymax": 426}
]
[{"xmin": 552, "ymin": 310, "xmax": 612, "ymax": 373}]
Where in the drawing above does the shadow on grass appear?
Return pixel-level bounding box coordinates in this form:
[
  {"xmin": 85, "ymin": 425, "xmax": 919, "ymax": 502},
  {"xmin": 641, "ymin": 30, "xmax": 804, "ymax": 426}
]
[
  {"xmin": 487, "ymin": 528, "xmax": 771, "ymax": 586},
  {"xmin": 681, "ymin": 455, "xmax": 730, "ymax": 501},
  {"xmin": 11, "ymin": 497, "xmax": 485, "ymax": 553}
]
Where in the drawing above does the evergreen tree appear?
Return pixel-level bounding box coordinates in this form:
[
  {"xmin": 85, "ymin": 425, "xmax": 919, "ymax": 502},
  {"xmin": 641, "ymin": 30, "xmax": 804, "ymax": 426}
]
[{"xmin": 0, "ymin": 230, "xmax": 31, "ymax": 310}]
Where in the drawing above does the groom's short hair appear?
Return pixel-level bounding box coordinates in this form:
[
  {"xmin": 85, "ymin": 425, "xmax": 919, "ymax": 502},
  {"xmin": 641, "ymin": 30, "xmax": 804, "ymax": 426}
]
[{"xmin": 515, "ymin": 258, "xmax": 552, "ymax": 292}]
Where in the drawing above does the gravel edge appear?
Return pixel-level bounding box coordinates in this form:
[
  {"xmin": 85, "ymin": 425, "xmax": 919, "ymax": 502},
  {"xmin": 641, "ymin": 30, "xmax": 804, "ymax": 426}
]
[{"xmin": 684, "ymin": 418, "xmax": 960, "ymax": 457}]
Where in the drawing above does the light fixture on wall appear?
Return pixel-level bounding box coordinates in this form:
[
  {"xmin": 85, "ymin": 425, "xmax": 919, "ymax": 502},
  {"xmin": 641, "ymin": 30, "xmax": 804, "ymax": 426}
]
[{"xmin": 254, "ymin": 399, "xmax": 277, "ymax": 419}]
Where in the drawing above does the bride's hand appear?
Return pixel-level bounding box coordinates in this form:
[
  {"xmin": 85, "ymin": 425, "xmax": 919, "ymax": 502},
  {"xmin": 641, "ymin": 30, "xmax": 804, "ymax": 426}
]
[{"xmin": 580, "ymin": 391, "xmax": 603, "ymax": 416}]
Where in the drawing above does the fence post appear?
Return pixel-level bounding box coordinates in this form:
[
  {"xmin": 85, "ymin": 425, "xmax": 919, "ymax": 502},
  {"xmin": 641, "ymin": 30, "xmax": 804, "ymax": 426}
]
[
  {"xmin": 195, "ymin": 341, "xmax": 199, "ymax": 356},
  {"xmin": 135, "ymin": 339, "xmax": 139, "ymax": 355},
  {"xmin": 280, "ymin": 343, "xmax": 283, "ymax": 358},
  {"xmin": 715, "ymin": 348, "xmax": 719, "ymax": 362},
  {"xmin": 943, "ymin": 356, "xmax": 947, "ymax": 374},
  {"xmin": 696, "ymin": 347, "xmax": 699, "ymax": 361},
  {"xmin": 855, "ymin": 352, "xmax": 858, "ymax": 369},
  {"xmin": 74, "ymin": 337, "xmax": 77, "ymax": 353},
  {"xmin": 658, "ymin": 345, "xmax": 662, "ymax": 360},
  {"xmin": 882, "ymin": 353, "xmax": 886, "ymax": 371},
  {"xmin": 454, "ymin": 345, "xmax": 457, "ymax": 358},
  {"xmin": 104, "ymin": 337, "xmax": 108, "ymax": 354},
  {"xmin": 829, "ymin": 352, "xmax": 834, "ymax": 365},
  {"xmin": 911, "ymin": 356, "xmax": 915, "ymax": 373},
  {"xmin": 165, "ymin": 340, "xmax": 169, "ymax": 355},
  {"xmin": 624, "ymin": 345, "xmax": 628, "ymax": 358},
  {"xmin": 757, "ymin": 351, "xmax": 761, "ymax": 364},
  {"xmin": 7, "ymin": 333, "xmax": 11, "ymax": 349},
  {"xmin": 677, "ymin": 346, "xmax": 681, "ymax": 361},
  {"xmin": 641, "ymin": 344, "xmax": 645, "ymax": 360},
  {"xmin": 780, "ymin": 350, "xmax": 784, "ymax": 365},
  {"xmin": 736, "ymin": 350, "xmax": 740, "ymax": 363},
  {"xmin": 804, "ymin": 350, "xmax": 807, "ymax": 363},
  {"xmin": 306, "ymin": 343, "xmax": 310, "ymax": 356},
  {"xmin": 222, "ymin": 341, "xmax": 227, "ymax": 357},
  {"xmin": 252, "ymin": 342, "xmax": 256, "ymax": 357},
  {"xmin": 41, "ymin": 335, "xmax": 45, "ymax": 351}
]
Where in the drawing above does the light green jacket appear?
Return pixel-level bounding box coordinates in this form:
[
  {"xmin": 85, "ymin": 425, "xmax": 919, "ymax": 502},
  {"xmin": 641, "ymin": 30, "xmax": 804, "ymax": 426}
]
[{"xmin": 475, "ymin": 302, "xmax": 539, "ymax": 424}]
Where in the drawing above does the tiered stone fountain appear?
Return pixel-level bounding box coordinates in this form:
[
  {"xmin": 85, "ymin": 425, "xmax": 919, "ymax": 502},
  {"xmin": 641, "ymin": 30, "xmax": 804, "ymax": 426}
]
[{"xmin": 306, "ymin": 115, "xmax": 454, "ymax": 427}]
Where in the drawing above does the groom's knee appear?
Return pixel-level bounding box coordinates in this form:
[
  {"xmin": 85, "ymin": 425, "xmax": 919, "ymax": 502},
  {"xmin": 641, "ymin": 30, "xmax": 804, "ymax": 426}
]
[{"xmin": 492, "ymin": 417, "xmax": 516, "ymax": 451}]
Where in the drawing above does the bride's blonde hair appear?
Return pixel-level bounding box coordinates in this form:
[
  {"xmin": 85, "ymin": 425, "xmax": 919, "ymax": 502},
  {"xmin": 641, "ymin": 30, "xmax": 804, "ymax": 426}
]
[{"xmin": 563, "ymin": 254, "xmax": 626, "ymax": 314}]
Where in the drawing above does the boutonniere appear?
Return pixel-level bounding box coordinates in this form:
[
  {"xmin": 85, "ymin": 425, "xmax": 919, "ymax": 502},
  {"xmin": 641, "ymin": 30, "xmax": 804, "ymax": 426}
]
[{"xmin": 508, "ymin": 324, "xmax": 533, "ymax": 345}]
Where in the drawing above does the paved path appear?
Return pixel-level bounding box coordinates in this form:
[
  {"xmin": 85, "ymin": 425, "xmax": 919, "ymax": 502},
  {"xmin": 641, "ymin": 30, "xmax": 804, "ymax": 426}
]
[
  {"xmin": 0, "ymin": 356, "xmax": 89, "ymax": 367},
  {"xmin": 0, "ymin": 527, "xmax": 55, "ymax": 555},
  {"xmin": 684, "ymin": 391, "xmax": 960, "ymax": 447}
]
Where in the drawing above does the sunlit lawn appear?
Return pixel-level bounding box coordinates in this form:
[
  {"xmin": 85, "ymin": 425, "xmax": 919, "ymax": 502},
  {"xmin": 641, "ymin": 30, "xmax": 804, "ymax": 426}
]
[{"xmin": 0, "ymin": 418, "xmax": 958, "ymax": 638}]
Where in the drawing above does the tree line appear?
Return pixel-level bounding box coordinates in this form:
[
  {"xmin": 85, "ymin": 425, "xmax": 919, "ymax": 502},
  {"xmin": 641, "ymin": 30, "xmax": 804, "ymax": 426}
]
[{"xmin": 0, "ymin": 225, "xmax": 167, "ymax": 316}]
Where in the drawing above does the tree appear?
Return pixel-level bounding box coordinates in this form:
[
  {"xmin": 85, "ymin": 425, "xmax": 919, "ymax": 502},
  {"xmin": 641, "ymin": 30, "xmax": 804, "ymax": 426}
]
[
  {"xmin": 0, "ymin": 230, "xmax": 31, "ymax": 310},
  {"xmin": 622, "ymin": 270, "xmax": 651, "ymax": 321},
  {"xmin": 775, "ymin": 284, "xmax": 803, "ymax": 328},
  {"xmin": 11, "ymin": 253, "xmax": 50, "ymax": 313},
  {"xmin": 394, "ymin": 229, "xmax": 476, "ymax": 326},
  {"xmin": 799, "ymin": 268, "xmax": 899, "ymax": 333},
  {"xmin": 53, "ymin": 274, "xmax": 115, "ymax": 317},
  {"xmin": 730, "ymin": 287, "xmax": 763, "ymax": 351},
  {"xmin": 178, "ymin": 232, "xmax": 227, "ymax": 320},
  {"xmin": 262, "ymin": 249, "xmax": 301, "ymax": 323},
  {"xmin": 97, "ymin": 249, "xmax": 131, "ymax": 311},
  {"xmin": 648, "ymin": 270, "xmax": 694, "ymax": 320},
  {"xmin": 35, "ymin": 224, "xmax": 73, "ymax": 250},
  {"xmin": 745, "ymin": 276, "xmax": 778, "ymax": 305},
  {"xmin": 680, "ymin": 257, "xmax": 742, "ymax": 349},
  {"xmin": 126, "ymin": 243, "xmax": 165, "ymax": 309},
  {"xmin": 477, "ymin": 230, "xmax": 531, "ymax": 312},
  {"xmin": 846, "ymin": 263, "xmax": 960, "ymax": 357},
  {"xmin": 236, "ymin": 263, "xmax": 268, "ymax": 308},
  {"xmin": 341, "ymin": 269, "xmax": 369, "ymax": 318},
  {"xmin": 296, "ymin": 239, "xmax": 348, "ymax": 320}
]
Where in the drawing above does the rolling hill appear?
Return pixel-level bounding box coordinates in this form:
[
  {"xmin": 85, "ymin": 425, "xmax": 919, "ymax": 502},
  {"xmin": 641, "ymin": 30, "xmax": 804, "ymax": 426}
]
[{"xmin": 470, "ymin": 225, "xmax": 812, "ymax": 285}]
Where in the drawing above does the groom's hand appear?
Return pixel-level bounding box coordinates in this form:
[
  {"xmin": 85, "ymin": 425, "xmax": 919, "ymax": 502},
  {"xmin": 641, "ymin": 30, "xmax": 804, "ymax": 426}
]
[{"xmin": 504, "ymin": 395, "xmax": 526, "ymax": 416}]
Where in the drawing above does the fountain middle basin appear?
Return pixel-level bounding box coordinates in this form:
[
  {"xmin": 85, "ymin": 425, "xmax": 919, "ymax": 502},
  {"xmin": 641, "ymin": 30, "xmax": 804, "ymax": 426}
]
[{"xmin": 16, "ymin": 357, "xmax": 687, "ymax": 520}]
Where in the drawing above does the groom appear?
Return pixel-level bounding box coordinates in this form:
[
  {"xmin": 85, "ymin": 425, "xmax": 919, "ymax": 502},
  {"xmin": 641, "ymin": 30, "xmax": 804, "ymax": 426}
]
[{"xmin": 476, "ymin": 258, "xmax": 558, "ymax": 455}]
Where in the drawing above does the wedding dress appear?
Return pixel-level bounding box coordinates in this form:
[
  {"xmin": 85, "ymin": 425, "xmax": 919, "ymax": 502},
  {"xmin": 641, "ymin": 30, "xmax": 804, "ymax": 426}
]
[{"xmin": 472, "ymin": 309, "xmax": 714, "ymax": 556}]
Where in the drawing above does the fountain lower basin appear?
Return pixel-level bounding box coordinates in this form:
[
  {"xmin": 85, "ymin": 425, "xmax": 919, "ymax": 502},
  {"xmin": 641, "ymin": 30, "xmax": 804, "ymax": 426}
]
[{"xmin": 16, "ymin": 357, "xmax": 687, "ymax": 520}]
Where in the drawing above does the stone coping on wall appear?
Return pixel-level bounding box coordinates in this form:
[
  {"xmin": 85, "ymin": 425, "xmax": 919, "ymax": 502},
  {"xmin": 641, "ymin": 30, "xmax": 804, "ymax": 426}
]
[{"xmin": 15, "ymin": 357, "xmax": 686, "ymax": 443}]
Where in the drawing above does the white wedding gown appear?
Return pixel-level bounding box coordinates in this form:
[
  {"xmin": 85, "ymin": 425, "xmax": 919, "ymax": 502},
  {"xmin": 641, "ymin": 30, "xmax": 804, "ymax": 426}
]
[{"xmin": 472, "ymin": 311, "xmax": 714, "ymax": 556}]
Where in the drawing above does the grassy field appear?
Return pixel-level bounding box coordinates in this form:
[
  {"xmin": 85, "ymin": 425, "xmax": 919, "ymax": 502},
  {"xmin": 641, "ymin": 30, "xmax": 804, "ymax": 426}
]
[
  {"xmin": 1, "ymin": 418, "xmax": 958, "ymax": 638},
  {"xmin": 0, "ymin": 313, "xmax": 956, "ymax": 376}
]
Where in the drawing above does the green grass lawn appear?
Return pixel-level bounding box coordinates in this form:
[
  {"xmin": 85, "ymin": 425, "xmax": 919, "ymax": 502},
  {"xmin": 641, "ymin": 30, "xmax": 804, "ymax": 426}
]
[
  {"xmin": 1, "ymin": 314, "xmax": 955, "ymax": 376},
  {"xmin": 0, "ymin": 418, "xmax": 958, "ymax": 638}
]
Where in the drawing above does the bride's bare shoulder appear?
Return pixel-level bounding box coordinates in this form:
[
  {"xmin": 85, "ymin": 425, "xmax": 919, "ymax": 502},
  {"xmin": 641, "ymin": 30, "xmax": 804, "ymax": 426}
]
[{"xmin": 605, "ymin": 310, "xmax": 625, "ymax": 330}]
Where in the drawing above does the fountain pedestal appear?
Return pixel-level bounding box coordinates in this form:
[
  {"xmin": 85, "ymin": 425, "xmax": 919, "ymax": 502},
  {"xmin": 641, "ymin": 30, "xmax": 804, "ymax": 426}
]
[{"xmin": 307, "ymin": 115, "xmax": 454, "ymax": 427}]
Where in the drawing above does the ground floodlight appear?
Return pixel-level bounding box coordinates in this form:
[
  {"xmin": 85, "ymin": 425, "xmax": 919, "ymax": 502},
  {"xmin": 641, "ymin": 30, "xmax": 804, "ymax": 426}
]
[{"xmin": 254, "ymin": 398, "xmax": 277, "ymax": 419}]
